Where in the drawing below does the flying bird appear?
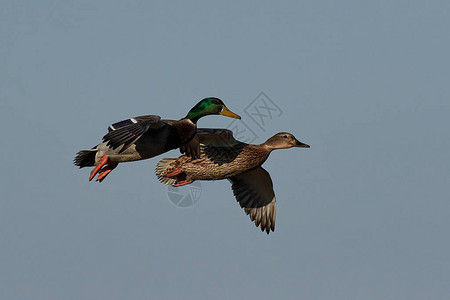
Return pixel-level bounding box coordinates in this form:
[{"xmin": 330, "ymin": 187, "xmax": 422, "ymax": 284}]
[
  {"xmin": 74, "ymin": 98, "xmax": 240, "ymax": 182},
  {"xmin": 155, "ymin": 128, "xmax": 309, "ymax": 234}
]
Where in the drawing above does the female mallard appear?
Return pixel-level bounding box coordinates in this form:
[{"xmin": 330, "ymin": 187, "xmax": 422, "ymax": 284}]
[
  {"xmin": 74, "ymin": 98, "xmax": 240, "ymax": 182},
  {"xmin": 155, "ymin": 128, "xmax": 309, "ymax": 234}
]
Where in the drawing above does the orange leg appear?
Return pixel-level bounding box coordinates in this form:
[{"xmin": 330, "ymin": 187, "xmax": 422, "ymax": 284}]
[
  {"xmin": 166, "ymin": 168, "xmax": 182, "ymax": 178},
  {"xmin": 89, "ymin": 156, "xmax": 109, "ymax": 181},
  {"xmin": 96, "ymin": 162, "xmax": 118, "ymax": 182},
  {"xmin": 174, "ymin": 180, "xmax": 192, "ymax": 187}
]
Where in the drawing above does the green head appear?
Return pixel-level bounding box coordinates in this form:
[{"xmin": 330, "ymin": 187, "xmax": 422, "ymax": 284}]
[{"xmin": 186, "ymin": 97, "xmax": 241, "ymax": 123}]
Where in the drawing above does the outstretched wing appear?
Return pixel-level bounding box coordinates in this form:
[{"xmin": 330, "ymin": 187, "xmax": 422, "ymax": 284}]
[
  {"xmin": 195, "ymin": 128, "xmax": 246, "ymax": 164},
  {"xmin": 103, "ymin": 115, "xmax": 163, "ymax": 153},
  {"xmin": 196, "ymin": 128, "xmax": 241, "ymax": 147},
  {"xmin": 180, "ymin": 128, "xmax": 240, "ymax": 159},
  {"xmin": 228, "ymin": 167, "xmax": 276, "ymax": 234}
]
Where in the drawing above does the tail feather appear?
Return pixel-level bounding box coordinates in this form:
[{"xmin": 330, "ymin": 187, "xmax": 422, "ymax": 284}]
[
  {"xmin": 155, "ymin": 158, "xmax": 178, "ymax": 186},
  {"xmin": 74, "ymin": 148, "xmax": 97, "ymax": 168}
]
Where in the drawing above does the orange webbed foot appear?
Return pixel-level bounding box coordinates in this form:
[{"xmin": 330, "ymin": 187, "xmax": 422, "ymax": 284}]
[
  {"xmin": 96, "ymin": 162, "xmax": 118, "ymax": 182},
  {"xmin": 89, "ymin": 155, "xmax": 109, "ymax": 181},
  {"xmin": 173, "ymin": 180, "xmax": 192, "ymax": 187},
  {"xmin": 89, "ymin": 156, "xmax": 118, "ymax": 182},
  {"xmin": 166, "ymin": 168, "xmax": 183, "ymax": 178}
]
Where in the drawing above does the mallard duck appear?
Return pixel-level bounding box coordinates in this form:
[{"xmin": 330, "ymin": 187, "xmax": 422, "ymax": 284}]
[
  {"xmin": 74, "ymin": 98, "xmax": 240, "ymax": 182},
  {"xmin": 155, "ymin": 128, "xmax": 310, "ymax": 234}
]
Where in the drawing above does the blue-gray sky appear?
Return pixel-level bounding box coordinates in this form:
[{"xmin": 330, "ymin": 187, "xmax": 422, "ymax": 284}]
[{"xmin": 1, "ymin": 1, "xmax": 449, "ymax": 299}]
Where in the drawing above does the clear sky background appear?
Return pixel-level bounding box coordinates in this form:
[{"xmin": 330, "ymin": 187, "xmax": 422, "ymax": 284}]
[{"xmin": 1, "ymin": 1, "xmax": 449, "ymax": 299}]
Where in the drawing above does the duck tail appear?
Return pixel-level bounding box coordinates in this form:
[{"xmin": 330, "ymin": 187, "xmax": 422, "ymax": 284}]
[
  {"xmin": 155, "ymin": 158, "xmax": 179, "ymax": 186},
  {"xmin": 74, "ymin": 148, "xmax": 97, "ymax": 168}
]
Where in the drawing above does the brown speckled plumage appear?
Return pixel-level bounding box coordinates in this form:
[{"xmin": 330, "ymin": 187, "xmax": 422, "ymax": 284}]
[
  {"xmin": 163, "ymin": 144, "xmax": 270, "ymax": 181},
  {"xmin": 155, "ymin": 128, "xmax": 310, "ymax": 234}
]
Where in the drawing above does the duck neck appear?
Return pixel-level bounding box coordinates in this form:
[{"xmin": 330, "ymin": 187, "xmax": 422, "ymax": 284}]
[
  {"xmin": 185, "ymin": 113, "xmax": 200, "ymax": 124},
  {"xmin": 251, "ymin": 144, "xmax": 274, "ymax": 163},
  {"xmin": 260, "ymin": 143, "xmax": 277, "ymax": 153},
  {"xmin": 186, "ymin": 102, "xmax": 210, "ymax": 124}
]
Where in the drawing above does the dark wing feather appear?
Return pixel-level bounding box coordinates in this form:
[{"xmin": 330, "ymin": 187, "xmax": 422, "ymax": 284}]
[
  {"xmin": 103, "ymin": 115, "xmax": 163, "ymax": 153},
  {"xmin": 202, "ymin": 143, "xmax": 245, "ymax": 165},
  {"xmin": 197, "ymin": 128, "xmax": 240, "ymax": 147},
  {"xmin": 228, "ymin": 167, "xmax": 276, "ymax": 234},
  {"xmin": 196, "ymin": 128, "xmax": 246, "ymax": 164},
  {"xmin": 107, "ymin": 115, "xmax": 162, "ymax": 132},
  {"xmin": 179, "ymin": 128, "xmax": 236, "ymax": 159}
]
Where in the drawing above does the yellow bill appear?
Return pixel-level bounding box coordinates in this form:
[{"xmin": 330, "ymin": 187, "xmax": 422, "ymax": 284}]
[{"xmin": 220, "ymin": 105, "xmax": 241, "ymax": 119}]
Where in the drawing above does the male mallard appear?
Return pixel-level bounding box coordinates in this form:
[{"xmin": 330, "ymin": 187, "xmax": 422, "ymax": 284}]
[
  {"xmin": 155, "ymin": 128, "xmax": 310, "ymax": 234},
  {"xmin": 74, "ymin": 98, "xmax": 240, "ymax": 182}
]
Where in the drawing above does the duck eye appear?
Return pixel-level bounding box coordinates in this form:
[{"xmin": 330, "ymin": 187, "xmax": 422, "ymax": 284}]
[
  {"xmin": 211, "ymin": 99, "xmax": 220, "ymax": 105},
  {"xmin": 283, "ymin": 135, "xmax": 288, "ymax": 138}
]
